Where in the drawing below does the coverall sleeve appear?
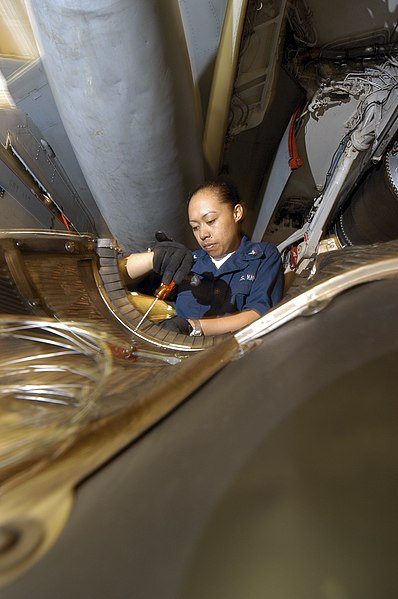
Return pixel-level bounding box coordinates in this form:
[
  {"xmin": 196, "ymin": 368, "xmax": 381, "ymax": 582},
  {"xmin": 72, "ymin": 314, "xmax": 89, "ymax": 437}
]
[{"xmin": 242, "ymin": 244, "xmax": 284, "ymax": 316}]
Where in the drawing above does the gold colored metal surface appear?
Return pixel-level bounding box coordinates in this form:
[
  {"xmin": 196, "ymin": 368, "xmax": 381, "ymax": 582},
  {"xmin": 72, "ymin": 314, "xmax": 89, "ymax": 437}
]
[
  {"xmin": 0, "ymin": 224, "xmax": 238, "ymax": 587},
  {"xmin": 0, "ymin": 318, "xmax": 113, "ymax": 478},
  {"xmin": 0, "ymin": 491, "xmax": 73, "ymax": 587},
  {"xmin": 128, "ymin": 292, "xmax": 175, "ymax": 321},
  {"xmin": 118, "ymin": 256, "xmax": 133, "ymax": 288},
  {"xmin": 0, "ymin": 0, "xmax": 38, "ymax": 60},
  {"xmin": 0, "ymin": 230, "xmax": 214, "ymax": 351},
  {"xmin": 0, "ymin": 324, "xmax": 239, "ymax": 585},
  {"xmin": 203, "ymin": 0, "xmax": 249, "ymax": 174}
]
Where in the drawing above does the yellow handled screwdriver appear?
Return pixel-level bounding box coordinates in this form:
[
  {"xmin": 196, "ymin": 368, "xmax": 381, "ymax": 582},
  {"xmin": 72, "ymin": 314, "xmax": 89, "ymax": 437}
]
[{"xmin": 134, "ymin": 281, "xmax": 176, "ymax": 331}]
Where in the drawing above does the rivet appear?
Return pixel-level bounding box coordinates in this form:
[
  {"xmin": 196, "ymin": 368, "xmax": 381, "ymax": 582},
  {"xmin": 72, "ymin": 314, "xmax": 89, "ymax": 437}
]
[{"xmin": 65, "ymin": 241, "xmax": 75, "ymax": 253}]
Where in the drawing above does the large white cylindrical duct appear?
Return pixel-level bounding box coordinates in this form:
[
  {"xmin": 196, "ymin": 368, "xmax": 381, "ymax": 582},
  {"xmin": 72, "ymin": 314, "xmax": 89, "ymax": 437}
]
[{"xmin": 26, "ymin": 0, "xmax": 204, "ymax": 250}]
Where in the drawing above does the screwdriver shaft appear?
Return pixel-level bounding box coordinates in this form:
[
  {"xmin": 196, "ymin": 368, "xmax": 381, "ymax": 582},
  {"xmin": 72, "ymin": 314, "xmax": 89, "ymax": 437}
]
[
  {"xmin": 134, "ymin": 297, "xmax": 159, "ymax": 331},
  {"xmin": 134, "ymin": 281, "xmax": 176, "ymax": 331}
]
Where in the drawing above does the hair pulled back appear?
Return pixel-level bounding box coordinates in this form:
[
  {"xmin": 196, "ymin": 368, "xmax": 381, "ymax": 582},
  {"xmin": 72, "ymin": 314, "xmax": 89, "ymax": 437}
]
[{"xmin": 187, "ymin": 179, "xmax": 241, "ymax": 208}]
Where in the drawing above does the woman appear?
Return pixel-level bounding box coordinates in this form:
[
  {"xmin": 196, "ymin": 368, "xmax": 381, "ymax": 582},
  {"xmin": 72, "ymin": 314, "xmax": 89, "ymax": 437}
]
[{"xmin": 122, "ymin": 180, "xmax": 284, "ymax": 336}]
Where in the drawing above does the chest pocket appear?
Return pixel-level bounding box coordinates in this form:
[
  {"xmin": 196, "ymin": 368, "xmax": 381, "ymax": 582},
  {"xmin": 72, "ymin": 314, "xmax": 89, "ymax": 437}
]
[{"xmin": 232, "ymin": 279, "xmax": 252, "ymax": 311}]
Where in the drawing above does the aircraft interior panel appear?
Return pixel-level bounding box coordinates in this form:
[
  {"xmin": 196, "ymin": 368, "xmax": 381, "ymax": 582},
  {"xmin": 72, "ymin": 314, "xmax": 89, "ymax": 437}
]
[{"xmin": 0, "ymin": 0, "xmax": 398, "ymax": 594}]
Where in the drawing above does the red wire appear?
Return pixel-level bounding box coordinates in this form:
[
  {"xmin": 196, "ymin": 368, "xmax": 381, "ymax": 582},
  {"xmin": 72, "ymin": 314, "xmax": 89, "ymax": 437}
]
[
  {"xmin": 288, "ymin": 106, "xmax": 303, "ymax": 171},
  {"xmin": 60, "ymin": 213, "xmax": 71, "ymax": 231}
]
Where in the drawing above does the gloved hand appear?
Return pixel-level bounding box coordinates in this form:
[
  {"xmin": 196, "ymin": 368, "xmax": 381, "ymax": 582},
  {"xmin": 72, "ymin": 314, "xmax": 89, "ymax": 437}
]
[
  {"xmin": 159, "ymin": 316, "xmax": 192, "ymax": 335},
  {"xmin": 153, "ymin": 241, "xmax": 193, "ymax": 285}
]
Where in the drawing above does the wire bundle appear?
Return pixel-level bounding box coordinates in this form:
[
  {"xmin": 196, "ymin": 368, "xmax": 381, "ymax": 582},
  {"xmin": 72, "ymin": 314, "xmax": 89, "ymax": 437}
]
[{"xmin": 0, "ymin": 317, "xmax": 112, "ymax": 473}]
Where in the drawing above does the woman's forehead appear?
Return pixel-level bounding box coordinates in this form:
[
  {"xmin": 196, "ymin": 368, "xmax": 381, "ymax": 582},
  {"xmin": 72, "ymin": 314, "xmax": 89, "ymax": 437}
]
[{"xmin": 188, "ymin": 189, "xmax": 225, "ymax": 214}]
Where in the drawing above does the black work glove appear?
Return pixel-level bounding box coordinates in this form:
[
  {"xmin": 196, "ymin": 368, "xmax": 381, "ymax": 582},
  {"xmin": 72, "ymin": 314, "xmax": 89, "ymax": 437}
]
[
  {"xmin": 159, "ymin": 316, "xmax": 192, "ymax": 335},
  {"xmin": 153, "ymin": 241, "xmax": 193, "ymax": 285}
]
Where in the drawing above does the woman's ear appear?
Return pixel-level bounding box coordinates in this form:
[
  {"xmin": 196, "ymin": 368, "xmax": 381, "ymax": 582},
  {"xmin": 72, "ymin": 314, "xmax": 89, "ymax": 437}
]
[{"xmin": 233, "ymin": 203, "xmax": 244, "ymax": 223}]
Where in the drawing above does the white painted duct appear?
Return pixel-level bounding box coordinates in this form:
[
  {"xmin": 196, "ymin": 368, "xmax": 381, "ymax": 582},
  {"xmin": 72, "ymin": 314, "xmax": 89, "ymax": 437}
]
[{"xmin": 26, "ymin": 0, "xmax": 204, "ymax": 250}]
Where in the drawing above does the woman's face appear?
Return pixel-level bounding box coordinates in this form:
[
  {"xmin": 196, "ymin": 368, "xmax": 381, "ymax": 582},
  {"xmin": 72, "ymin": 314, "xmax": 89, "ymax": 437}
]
[{"xmin": 188, "ymin": 188, "xmax": 243, "ymax": 258}]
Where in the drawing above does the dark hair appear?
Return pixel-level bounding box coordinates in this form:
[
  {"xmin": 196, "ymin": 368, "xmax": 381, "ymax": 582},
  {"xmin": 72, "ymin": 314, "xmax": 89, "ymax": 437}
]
[{"xmin": 187, "ymin": 179, "xmax": 242, "ymax": 208}]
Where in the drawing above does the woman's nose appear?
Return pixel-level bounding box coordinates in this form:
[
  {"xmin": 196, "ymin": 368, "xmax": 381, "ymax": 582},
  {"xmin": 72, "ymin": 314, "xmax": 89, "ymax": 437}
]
[{"xmin": 199, "ymin": 227, "xmax": 210, "ymax": 240}]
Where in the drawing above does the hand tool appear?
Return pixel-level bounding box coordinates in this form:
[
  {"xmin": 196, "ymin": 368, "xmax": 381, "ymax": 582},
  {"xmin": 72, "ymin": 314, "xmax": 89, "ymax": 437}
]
[{"xmin": 134, "ymin": 281, "xmax": 176, "ymax": 330}]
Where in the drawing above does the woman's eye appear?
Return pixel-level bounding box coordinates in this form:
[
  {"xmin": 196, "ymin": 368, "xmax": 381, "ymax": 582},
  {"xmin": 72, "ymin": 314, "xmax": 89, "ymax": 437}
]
[
  {"xmin": 192, "ymin": 226, "xmax": 199, "ymax": 232},
  {"xmin": 207, "ymin": 219, "xmax": 215, "ymax": 226}
]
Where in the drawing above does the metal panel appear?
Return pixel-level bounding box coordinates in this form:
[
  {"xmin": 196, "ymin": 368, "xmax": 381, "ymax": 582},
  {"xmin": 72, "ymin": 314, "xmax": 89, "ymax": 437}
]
[{"xmin": 26, "ymin": 0, "xmax": 204, "ymax": 251}]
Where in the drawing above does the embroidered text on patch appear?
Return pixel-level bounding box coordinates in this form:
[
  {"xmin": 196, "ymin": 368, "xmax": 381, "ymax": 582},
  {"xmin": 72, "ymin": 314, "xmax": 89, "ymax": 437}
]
[{"xmin": 240, "ymin": 273, "xmax": 255, "ymax": 282}]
